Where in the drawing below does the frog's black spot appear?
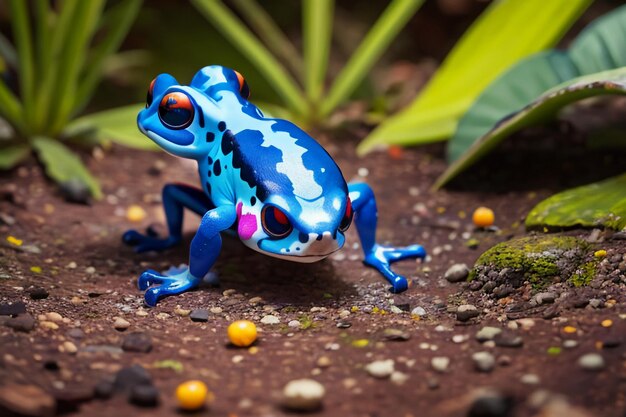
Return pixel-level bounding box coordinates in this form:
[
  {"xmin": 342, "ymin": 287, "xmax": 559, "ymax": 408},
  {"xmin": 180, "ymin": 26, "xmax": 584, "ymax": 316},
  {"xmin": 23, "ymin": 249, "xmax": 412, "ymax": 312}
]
[
  {"xmin": 206, "ymin": 132, "xmax": 215, "ymax": 142},
  {"xmin": 224, "ymin": 165, "xmax": 228, "ymax": 170},
  {"xmin": 207, "ymin": 156, "xmax": 213, "ymax": 165},
  {"xmin": 198, "ymin": 107, "xmax": 205, "ymax": 128},
  {"xmin": 296, "ymin": 247, "xmax": 300, "ymax": 251},
  {"xmin": 213, "ymin": 160, "xmax": 221, "ymax": 176},
  {"xmin": 207, "ymin": 170, "xmax": 211, "ymax": 177},
  {"xmin": 221, "ymin": 130, "xmax": 235, "ymax": 156},
  {"xmin": 218, "ymin": 121, "xmax": 226, "ymax": 132},
  {"xmin": 285, "ymin": 249, "xmax": 290, "ymax": 253},
  {"xmin": 316, "ymin": 234, "xmax": 323, "ymax": 241},
  {"xmin": 250, "ymin": 196, "xmax": 256, "ymax": 206},
  {"xmin": 205, "ymin": 182, "xmax": 211, "ymax": 195},
  {"xmin": 298, "ymin": 232, "xmax": 309, "ymax": 244}
]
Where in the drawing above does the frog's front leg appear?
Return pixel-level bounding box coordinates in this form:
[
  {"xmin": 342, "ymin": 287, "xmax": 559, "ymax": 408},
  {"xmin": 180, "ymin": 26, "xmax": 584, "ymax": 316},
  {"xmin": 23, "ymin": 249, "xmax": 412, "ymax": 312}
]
[
  {"xmin": 348, "ymin": 183, "xmax": 426, "ymax": 293},
  {"xmin": 123, "ymin": 184, "xmax": 214, "ymax": 252},
  {"xmin": 138, "ymin": 204, "xmax": 237, "ymax": 306}
]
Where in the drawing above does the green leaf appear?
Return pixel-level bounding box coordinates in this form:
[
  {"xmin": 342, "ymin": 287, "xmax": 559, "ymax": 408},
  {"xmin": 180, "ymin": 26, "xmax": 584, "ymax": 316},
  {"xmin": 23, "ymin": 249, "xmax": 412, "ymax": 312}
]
[
  {"xmin": 321, "ymin": 0, "xmax": 423, "ymax": 118},
  {"xmin": 357, "ymin": 0, "xmax": 592, "ymax": 155},
  {"xmin": 0, "ymin": 144, "xmax": 30, "ymax": 170},
  {"xmin": 303, "ymin": 0, "xmax": 334, "ymax": 104},
  {"xmin": 31, "ymin": 137, "xmax": 102, "ymax": 199},
  {"xmin": 434, "ymin": 66, "xmax": 626, "ymax": 189},
  {"xmin": 526, "ymin": 174, "xmax": 626, "ymax": 231},
  {"xmin": 9, "ymin": 0, "xmax": 36, "ymax": 129},
  {"xmin": 231, "ymin": 0, "xmax": 303, "ymax": 82},
  {"xmin": 191, "ymin": 0, "xmax": 308, "ymax": 116},
  {"xmin": 435, "ymin": 5, "xmax": 626, "ymax": 187},
  {"xmin": 64, "ymin": 104, "xmax": 157, "ymax": 151},
  {"xmin": 73, "ymin": 0, "xmax": 142, "ymax": 114}
]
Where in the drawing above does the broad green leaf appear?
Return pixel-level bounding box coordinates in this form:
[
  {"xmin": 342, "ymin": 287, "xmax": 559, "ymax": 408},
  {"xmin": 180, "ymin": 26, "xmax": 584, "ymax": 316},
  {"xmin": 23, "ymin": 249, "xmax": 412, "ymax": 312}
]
[
  {"xmin": 0, "ymin": 144, "xmax": 30, "ymax": 170},
  {"xmin": 321, "ymin": 0, "xmax": 423, "ymax": 118},
  {"xmin": 191, "ymin": 0, "xmax": 308, "ymax": 116},
  {"xmin": 435, "ymin": 5, "xmax": 626, "ymax": 188},
  {"xmin": 526, "ymin": 174, "xmax": 626, "ymax": 231},
  {"xmin": 357, "ymin": 0, "xmax": 592, "ymax": 155},
  {"xmin": 9, "ymin": 0, "xmax": 36, "ymax": 130},
  {"xmin": 303, "ymin": 0, "xmax": 334, "ymax": 103},
  {"xmin": 65, "ymin": 104, "xmax": 157, "ymax": 150},
  {"xmin": 31, "ymin": 136, "xmax": 102, "ymax": 199},
  {"xmin": 434, "ymin": 66, "xmax": 626, "ymax": 189}
]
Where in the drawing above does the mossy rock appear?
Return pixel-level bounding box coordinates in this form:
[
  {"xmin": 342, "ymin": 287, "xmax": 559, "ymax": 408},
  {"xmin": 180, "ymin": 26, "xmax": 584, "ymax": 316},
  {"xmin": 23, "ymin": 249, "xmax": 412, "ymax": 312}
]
[{"xmin": 471, "ymin": 235, "xmax": 597, "ymax": 293}]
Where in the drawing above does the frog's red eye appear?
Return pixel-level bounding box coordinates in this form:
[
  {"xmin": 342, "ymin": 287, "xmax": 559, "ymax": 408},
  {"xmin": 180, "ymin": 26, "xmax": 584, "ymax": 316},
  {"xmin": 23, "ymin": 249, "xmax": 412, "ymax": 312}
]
[
  {"xmin": 158, "ymin": 92, "xmax": 194, "ymax": 130},
  {"xmin": 146, "ymin": 78, "xmax": 156, "ymax": 108},
  {"xmin": 261, "ymin": 206, "xmax": 292, "ymax": 238},
  {"xmin": 339, "ymin": 198, "xmax": 353, "ymax": 232},
  {"xmin": 234, "ymin": 70, "xmax": 250, "ymax": 100}
]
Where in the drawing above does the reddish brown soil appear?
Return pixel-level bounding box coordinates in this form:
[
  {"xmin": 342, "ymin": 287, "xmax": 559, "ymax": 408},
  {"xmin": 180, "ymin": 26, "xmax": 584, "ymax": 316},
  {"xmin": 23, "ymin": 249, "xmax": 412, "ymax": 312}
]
[{"xmin": 0, "ymin": 133, "xmax": 625, "ymax": 417}]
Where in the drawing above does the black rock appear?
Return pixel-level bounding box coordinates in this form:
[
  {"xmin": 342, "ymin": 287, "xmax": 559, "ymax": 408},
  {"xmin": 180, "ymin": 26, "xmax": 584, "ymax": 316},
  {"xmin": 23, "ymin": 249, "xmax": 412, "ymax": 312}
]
[
  {"xmin": 393, "ymin": 295, "xmax": 411, "ymax": 312},
  {"xmin": 94, "ymin": 380, "xmax": 114, "ymax": 400},
  {"xmin": 602, "ymin": 339, "xmax": 621, "ymax": 349},
  {"xmin": 59, "ymin": 179, "xmax": 91, "ymax": 205},
  {"xmin": 190, "ymin": 309, "xmax": 209, "ymax": 322},
  {"xmin": 0, "ymin": 301, "xmax": 26, "ymax": 316},
  {"xmin": 5, "ymin": 314, "xmax": 35, "ymax": 332},
  {"xmin": 129, "ymin": 384, "xmax": 159, "ymax": 407},
  {"xmin": 468, "ymin": 392, "xmax": 513, "ymax": 417},
  {"xmin": 43, "ymin": 360, "xmax": 60, "ymax": 371},
  {"xmin": 28, "ymin": 287, "xmax": 49, "ymax": 300},
  {"xmin": 121, "ymin": 332, "xmax": 153, "ymax": 353},
  {"xmin": 113, "ymin": 365, "xmax": 152, "ymax": 394}
]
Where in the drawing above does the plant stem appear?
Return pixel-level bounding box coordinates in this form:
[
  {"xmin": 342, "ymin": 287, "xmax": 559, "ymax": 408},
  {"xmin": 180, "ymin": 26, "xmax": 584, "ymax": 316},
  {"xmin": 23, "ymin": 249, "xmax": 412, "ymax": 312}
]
[{"xmin": 303, "ymin": 0, "xmax": 334, "ymax": 107}]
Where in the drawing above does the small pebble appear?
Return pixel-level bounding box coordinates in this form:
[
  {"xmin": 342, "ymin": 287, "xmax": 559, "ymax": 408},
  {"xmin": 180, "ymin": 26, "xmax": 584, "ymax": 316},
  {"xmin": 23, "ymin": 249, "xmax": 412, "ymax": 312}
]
[
  {"xmin": 468, "ymin": 391, "xmax": 513, "ymax": 417},
  {"xmin": 383, "ymin": 328, "xmax": 410, "ymax": 341},
  {"xmin": 316, "ymin": 356, "xmax": 332, "ymax": 368},
  {"xmin": 472, "ymin": 351, "xmax": 496, "ymax": 372},
  {"xmin": 365, "ymin": 359, "xmax": 394, "ymax": 378},
  {"xmin": 94, "ymin": 380, "xmax": 114, "ymax": 399},
  {"xmin": 28, "ymin": 287, "xmax": 49, "ymax": 300},
  {"xmin": 0, "ymin": 302, "xmax": 26, "ymax": 316},
  {"xmin": 59, "ymin": 179, "xmax": 90, "ymax": 204},
  {"xmin": 411, "ymin": 306, "xmax": 426, "ymax": 317},
  {"xmin": 113, "ymin": 365, "xmax": 152, "ymax": 394},
  {"xmin": 260, "ymin": 315, "xmax": 280, "ymax": 325},
  {"xmin": 288, "ymin": 320, "xmax": 301, "ymax": 329},
  {"xmin": 493, "ymin": 332, "xmax": 524, "ymax": 348},
  {"xmin": 578, "ymin": 353, "xmax": 605, "ymax": 371},
  {"xmin": 62, "ymin": 341, "xmax": 78, "ymax": 354},
  {"xmin": 282, "ymin": 379, "xmax": 325, "ymax": 411},
  {"xmin": 0, "ymin": 384, "xmax": 56, "ymax": 417},
  {"xmin": 390, "ymin": 371, "xmax": 409, "ymax": 386},
  {"xmin": 431, "ymin": 356, "xmax": 450, "ymax": 373},
  {"xmin": 113, "ymin": 317, "xmax": 130, "ymax": 331},
  {"xmin": 452, "ymin": 334, "xmax": 468, "ymax": 344},
  {"xmin": 46, "ymin": 312, "xmax": 63, "ymax": 322},
  {"xmin": 5, "ymin": 314, "xmax": 35, "ymax": 332},
  {"xmin": 456, "ymin": 304, "xmax": 479, "ymax": 322},
  {"xmin": 173, "ymin": 307, "xmax": 191, "ymax": 317},
  {"xmin": 563, "ymin": 340, "xmax": 578, "ymax": 349},
  {"xmin": 444, "ymin": 263, "xmax": 469, "ymax": 283},
  {"xmin": 520, "ymin": 374, "xmax": 540, "ymax": 385},
  {"xmin": 476, "ymin": 326, "xmax": 502, "ymax": 342},
  {"xmin": 40, "ymin": 321, "xmax": 59, "ymax": 330},
  {"xmin": 190, "ymin": 309, "xmax": 209, "ymax": 322}
]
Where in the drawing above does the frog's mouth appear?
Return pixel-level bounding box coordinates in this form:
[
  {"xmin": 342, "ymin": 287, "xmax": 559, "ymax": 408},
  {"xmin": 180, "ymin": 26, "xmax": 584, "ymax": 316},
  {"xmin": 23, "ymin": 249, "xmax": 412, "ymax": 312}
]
[{"xmin": 260, "ymin": 251, "xmax": 334, "ymax": 263}]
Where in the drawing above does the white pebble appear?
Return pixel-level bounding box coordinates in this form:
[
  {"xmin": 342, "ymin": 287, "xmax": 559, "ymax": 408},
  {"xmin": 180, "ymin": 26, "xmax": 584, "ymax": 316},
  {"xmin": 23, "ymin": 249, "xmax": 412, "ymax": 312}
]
[
  {"xmin": 260, "ymin": 315, "xmax": 280, "ymax": 325},
  {"xmin": 520, "ymin": 374, "xmax": 540, "ymax": 385},
  {"xmin": 288, "ymin": 320, "xmax": 301, "ymax": 328},
  {"xmin": 390, "ymin": 371, "xmax": 409, "ymax": 386},
  {"xmin": 411, "ymin": 307, "xmax": 426, "ymax": 316},
  {"xmin": 472, "ymin": 351, "xmax": 495, "ymax": 372},
  {"xmin": 431, "ymin": 357, "xmax": 450, "ymax": 373},
  {"xmin": 578, "ymin": 353, "xmax": 605, "ymax": 371},
  {"xmin": 365, "ymin": 359, "xmax": 395, "ymax": 378},
  {"xmin": 282, "ymin": 379, "xmax": 325, "ymax": 411}
]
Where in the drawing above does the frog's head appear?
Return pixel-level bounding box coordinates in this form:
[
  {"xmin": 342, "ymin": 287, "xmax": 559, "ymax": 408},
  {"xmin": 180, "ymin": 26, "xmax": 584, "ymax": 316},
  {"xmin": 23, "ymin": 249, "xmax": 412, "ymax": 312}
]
[{"xmin": 137, "ymin": 66, "xmax": 250, "ymax": 159}]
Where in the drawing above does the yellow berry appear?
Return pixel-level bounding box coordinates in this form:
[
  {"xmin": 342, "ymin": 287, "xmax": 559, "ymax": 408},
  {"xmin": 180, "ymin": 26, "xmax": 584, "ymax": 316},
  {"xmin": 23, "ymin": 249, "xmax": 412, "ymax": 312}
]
[
  {"xmin": 563, "ymin": 325, "xmax": 577, "ymax": 334},
  {"xmin": 176, "ymin": 380, "xmax": 212, "ymax": 411},
  {"xmin": 227, "ymin": 320, "xmax": 257, "ymax": 347},
  {"xmin": 601, "ymin": 319, "xmax": 613, "ymax": 328},
  {"xmin": 6, "ymin": 236, "xmax": 23, "ymax": 246},
  {"xmin": 472, "ymin": 207, "xmax": 495, "ymax": 228},
  {"xmin": 594, "ymin": 250, "xmax": 607, "ymax": 258},
  {"xmin": 126, "ymin": 205, "xmax": 147, "ymax": 222}
]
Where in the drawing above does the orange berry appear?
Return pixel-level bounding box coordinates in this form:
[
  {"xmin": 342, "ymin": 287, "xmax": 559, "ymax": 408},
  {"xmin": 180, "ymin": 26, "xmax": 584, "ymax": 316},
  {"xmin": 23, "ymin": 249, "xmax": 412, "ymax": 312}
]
[
  {"xmin": 176, "ymin": 380, "xmax": 212, "ymax": 411},
  {"xmin": 472, "ymin": 207, "xmax": 495, "ymax": 228},
  {"xmin": 228, "ymin": 320, "xmax": 257, "ymax": 347}
]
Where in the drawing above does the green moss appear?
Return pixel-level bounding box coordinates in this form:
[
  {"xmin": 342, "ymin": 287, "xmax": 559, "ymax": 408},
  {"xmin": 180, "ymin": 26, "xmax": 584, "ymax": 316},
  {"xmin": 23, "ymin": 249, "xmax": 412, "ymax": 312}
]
[
  {"xmin": 474, "ymin": 235, "xmax": 591, "ymax": 290},
  {"xmin": 569, "ymin": 261, "xmax": 597, "ymax": 287}
]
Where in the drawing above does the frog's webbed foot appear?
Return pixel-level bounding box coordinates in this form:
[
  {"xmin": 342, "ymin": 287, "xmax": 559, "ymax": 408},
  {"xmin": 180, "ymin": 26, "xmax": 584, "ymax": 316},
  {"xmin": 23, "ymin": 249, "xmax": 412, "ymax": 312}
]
[
  {"xmin": 363, "ymin": 244, "xmax": 426, "ymax": 293},
  {"xmin": 138, "ymin": 268, "xmax": 200, "ymax": 307},
  {"xmin": 122, "ymin": 229, "xmax": 180, "ymax": 253}
]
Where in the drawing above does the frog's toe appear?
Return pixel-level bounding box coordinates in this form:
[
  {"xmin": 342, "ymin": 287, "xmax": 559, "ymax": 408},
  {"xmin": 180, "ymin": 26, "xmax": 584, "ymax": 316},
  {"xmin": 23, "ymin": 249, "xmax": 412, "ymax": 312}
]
[
  {"xmin": 144, "ymin": 286, "xmax": 161, "ymax": 307},
  {"xmin": 137, "ymin": 269, "xmax": 164, "ymax": 290},
  {"xmin": 390, "ymin": 275, "xmax": 409, "ymax": 293},
  {"xmin": 122, "ymin": 230, "xmax": 143, "ymax": 246}
]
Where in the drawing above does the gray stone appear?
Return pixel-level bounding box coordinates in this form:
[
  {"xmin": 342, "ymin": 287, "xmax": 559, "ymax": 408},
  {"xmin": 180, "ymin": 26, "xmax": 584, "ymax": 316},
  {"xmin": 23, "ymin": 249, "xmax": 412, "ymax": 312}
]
[
  {"xmin": 533, "ymin": 292, "xmax": 557, "ymax": 305},
  {"xmin": 578, "ymin": 353, "xmax": 605, "ymax": 371},
  {"xmin": 456, "ymin": 304, "xmax": 479, "ymax": 322},
  {"xmin": 444, "ymin": 264, "xmax": 469, "ymax": 283},
  {"xmin": 189, "ymin": 309, "xmax": 209, "ymax": 322},
  {"xmin": 113, "ymin": 365, "xmax": 152, "ymax": 394},
  {"xmin": 121, "ymin": 332, "xmax": 153, "ymax": 353},
  {"xmin": 282, "ymin": 379, "xmax": 325, "ymax": 411},
  {"xmin": 5, "ymin": 314, "xmax": 35, "ymax": 332},
  {"xmin": 0, "ymin": 301, "xmax": 26, "ymax": 316},
  {"xmin": 472, "ymin": 351, "xmax": 496, "ymax": 372},
  {"xmin": 475, "ymin": 326, "xmax": 502, "ymax": 342},
  {"xmin": 129, "ymin": 385, "xmax": 159, "ymax": 407},
  {"xmin": 494, "ymin": 332, "xmax": 524, "ymax": 348},
  {"xmin": 468, "ymin": 391, "xmax": 513, "ymax": 417}
]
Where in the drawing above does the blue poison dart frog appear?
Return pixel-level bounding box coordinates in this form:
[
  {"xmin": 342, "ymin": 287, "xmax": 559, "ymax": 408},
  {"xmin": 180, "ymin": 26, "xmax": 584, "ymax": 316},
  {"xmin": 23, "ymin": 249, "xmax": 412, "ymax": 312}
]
[{"xmin": 124, "ymin": 65, "xmax": 426, "ymax": 307}]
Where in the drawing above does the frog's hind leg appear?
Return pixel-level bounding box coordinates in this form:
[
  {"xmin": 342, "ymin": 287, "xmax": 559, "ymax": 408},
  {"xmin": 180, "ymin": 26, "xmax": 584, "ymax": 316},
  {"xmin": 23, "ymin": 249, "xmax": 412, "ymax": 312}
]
[
  {"xmin": 123, "ymin": 183, "xmax": 214, "ymax": 252},
  {"xmin": 137, "ymin": 205, "xmax": 237, "ymax": 306},
  {"xmin": 348, "ymin": 182, "xmax": 426, "ymax": 293}
]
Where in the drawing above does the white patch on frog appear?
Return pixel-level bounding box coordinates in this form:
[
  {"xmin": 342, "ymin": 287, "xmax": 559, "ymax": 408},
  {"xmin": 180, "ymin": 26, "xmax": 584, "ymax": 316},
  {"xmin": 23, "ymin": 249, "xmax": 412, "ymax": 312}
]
[
  {"xmin": 296, "ymin": 196, "xmax": 330, "ymax": 225},
  {"xmin": 270, "ymin": 131, "xmax": 322, "ymax": 200},
  {"xmin": 332, "ymin": 197, "xmax": 342, "ymax": 210},
  {"xmin": 349, "ymin": 190, "xmax": 361, "ymax": 201}
]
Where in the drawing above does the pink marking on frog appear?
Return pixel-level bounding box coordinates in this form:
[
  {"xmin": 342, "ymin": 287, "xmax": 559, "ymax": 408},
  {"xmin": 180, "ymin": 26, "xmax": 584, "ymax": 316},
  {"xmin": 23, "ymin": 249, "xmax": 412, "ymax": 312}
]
[{"xmin": 237, "ymin": 202, "xmax": 257, "ymax": 240}]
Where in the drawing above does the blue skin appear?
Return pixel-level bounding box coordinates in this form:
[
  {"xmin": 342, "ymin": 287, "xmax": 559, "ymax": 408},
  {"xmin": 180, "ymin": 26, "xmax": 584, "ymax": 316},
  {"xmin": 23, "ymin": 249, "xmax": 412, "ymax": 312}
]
[{"xmin": 124, "ymin": 65, "xmax": 426, "ymax": 306}]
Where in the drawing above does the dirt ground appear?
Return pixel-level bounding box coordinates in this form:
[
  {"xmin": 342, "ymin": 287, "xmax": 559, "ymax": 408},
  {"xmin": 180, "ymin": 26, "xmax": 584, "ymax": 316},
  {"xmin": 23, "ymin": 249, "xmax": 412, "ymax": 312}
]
[{"xmin": 0, "ymin": 125, "xmax": 625, "ymax": 417}]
